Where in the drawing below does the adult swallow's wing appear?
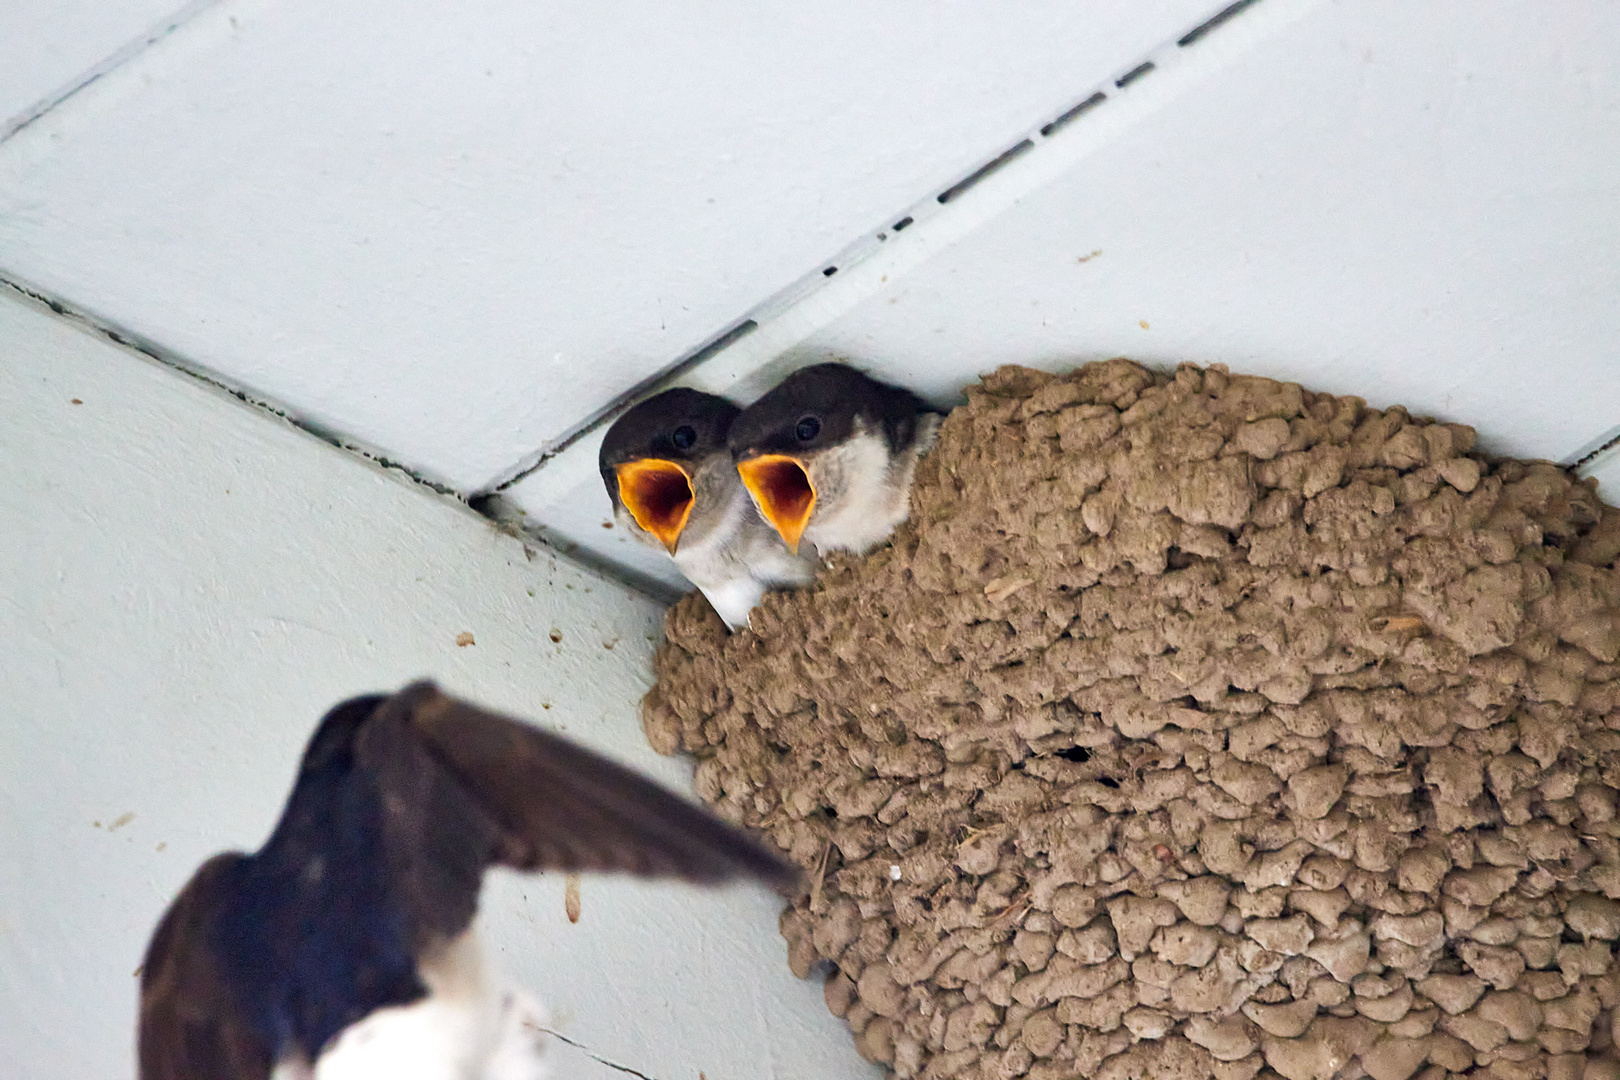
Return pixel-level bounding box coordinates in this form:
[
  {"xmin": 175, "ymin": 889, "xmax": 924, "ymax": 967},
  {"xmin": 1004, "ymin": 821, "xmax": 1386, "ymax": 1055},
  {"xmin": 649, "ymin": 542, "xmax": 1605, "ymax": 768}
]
[{"xmin": 357, "ymin": 681, "xmax": 800, "ymax": 945}]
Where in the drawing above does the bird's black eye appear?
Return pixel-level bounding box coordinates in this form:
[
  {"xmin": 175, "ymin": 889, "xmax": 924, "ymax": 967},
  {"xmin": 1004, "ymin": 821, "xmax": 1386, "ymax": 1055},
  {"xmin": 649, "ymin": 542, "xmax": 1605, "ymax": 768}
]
[
  {"xmin": 795, "ymin": 416, "xmax": 821, "ymax": 441},
  {"xmin": 671, "ymin": 425, "xmax": 697, "ymax": 451}
]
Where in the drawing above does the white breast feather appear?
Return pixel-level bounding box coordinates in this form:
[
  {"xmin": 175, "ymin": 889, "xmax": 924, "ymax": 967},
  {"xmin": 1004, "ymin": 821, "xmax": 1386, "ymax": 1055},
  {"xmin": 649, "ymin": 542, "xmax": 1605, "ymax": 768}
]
[
  {"xmin": 676, "ymin": 485, "xmax": 816, "ymax": 628},
  {"xmin": 304, "ymin": 931, "xmax": 549, "ymax": 1080}
]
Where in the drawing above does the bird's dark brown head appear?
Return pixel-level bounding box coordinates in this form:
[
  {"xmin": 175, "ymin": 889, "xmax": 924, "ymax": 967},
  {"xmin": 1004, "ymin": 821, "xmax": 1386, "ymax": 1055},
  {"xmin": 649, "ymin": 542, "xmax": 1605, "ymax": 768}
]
[
  {"xmin": 296, "ymin": 693, "xmax": 388, "ymax": 776},
  {"xmin": 599, "ymin": 388, "xmax": 740, "ymax": 552}
]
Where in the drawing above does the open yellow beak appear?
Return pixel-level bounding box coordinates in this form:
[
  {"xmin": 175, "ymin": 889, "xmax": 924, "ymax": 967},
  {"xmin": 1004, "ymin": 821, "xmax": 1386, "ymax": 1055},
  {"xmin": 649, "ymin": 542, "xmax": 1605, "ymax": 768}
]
[
  {"xmin": 615, "ymin": 459, "xmax": 694, "ymax": 553},
  {"xmin": 736, "ymin": 454, "xmax": 815, "ymax": 554}
]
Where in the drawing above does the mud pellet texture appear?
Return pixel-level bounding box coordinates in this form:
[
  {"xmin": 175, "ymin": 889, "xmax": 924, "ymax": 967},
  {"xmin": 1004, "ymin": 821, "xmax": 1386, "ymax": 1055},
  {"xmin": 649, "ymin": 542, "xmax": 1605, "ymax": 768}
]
[{"xmin": 644, "ymin": 360, "xmax": 1620, "ymax": 1080}]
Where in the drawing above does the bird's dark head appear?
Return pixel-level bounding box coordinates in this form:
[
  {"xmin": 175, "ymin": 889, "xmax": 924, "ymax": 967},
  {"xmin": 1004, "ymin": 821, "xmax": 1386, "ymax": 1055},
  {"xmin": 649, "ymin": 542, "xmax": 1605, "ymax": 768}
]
[
  {"xmin": 599, "ymin": 388, "xmax": 740, "ymax": 553},
  {"xmin": 729, "ymin": 363, "xmax": 930, "ymax": 552},
  {"xmin": 259, "ymin": 692, "xmax": 392, "ymax": 858},
  {"xmin": 297, "ymin": 693, "xmax": 389, "ymax": 777},
  {"xmin": 727, "ymin": 363, "xmax": 882, "ymax": 459}
]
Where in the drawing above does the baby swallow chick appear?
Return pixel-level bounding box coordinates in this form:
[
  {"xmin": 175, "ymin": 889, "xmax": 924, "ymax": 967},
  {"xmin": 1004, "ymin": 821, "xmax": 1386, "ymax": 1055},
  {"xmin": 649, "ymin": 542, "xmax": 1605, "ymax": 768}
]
[
  {"xmin": 138, "ymin": 680, "xmax": 798, "ymax": 1080},
  {"xmin": 600, "ymin": 387, "xmax": 817, "ymax": 630},
  {"xmin": 730, "ymin": 363, "xmax": 941, "ymax": 557}
]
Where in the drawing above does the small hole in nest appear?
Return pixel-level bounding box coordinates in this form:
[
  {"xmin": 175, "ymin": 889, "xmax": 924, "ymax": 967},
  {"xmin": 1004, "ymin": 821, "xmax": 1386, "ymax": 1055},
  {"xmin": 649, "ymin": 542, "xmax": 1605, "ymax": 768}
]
[{"xmin": 1055, "ymin": 746, "xmax": 1092, "ymax": 763}]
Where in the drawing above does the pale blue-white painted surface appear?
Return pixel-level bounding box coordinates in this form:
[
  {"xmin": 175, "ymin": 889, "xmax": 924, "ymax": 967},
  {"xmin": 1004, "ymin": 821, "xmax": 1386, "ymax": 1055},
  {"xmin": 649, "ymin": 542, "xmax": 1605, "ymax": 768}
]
[
  {"xmin": 0, "ymin": 0, "xmax": 195, "ymax": 133},
  {"xmin": 507, "ymin": 0, "xmax": 1620, "ymax": 589},
  {"xmin": 0, "ymin": 290, "xmax": 871, "ymax": 1080},
  {"xmin": 0, "ymin": 0, "xmax": 1215, "ymax": 491},
  {"xmin": 796, "ymin": 0, "xmax": 1620, "ymax": 467}
]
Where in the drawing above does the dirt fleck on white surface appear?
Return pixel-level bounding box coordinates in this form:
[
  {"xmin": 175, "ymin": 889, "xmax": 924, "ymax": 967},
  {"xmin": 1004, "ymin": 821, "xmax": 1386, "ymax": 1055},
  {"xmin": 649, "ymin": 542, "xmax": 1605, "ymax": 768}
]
[
  {"xmin": 644, "ymin": 360, "xmax": 1620, "ymax": 1079},
  {"xmin": 565, "ymin": 872, "xmax": 582, "ymax": 924}
]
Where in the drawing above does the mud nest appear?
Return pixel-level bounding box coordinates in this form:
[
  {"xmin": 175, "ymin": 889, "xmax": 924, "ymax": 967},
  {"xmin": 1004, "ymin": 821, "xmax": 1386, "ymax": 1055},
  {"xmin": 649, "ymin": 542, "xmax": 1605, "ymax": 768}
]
[{"xmin": 643, "ymin": 360, "xmax": 1620, "ymax": 1080}]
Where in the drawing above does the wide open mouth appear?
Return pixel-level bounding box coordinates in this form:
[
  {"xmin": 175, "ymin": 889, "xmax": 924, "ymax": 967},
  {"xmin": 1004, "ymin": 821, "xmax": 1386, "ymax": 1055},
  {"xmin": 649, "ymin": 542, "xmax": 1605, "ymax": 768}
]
[
  {"xmin": 615, "ymin": 459, "xmax": 695, "ymax": 552},
  {"xmin": 736, "ymin": 454, "xmax": 815, "ymax": 553}
]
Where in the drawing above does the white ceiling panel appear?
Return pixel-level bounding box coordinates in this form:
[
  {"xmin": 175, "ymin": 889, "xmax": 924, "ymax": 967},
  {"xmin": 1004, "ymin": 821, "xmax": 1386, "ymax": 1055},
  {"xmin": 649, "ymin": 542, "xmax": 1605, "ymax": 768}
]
[
  {"xmin": 0, "ymin": 0, "xmax": 195, "ymax": 134},
  {"xmin": 794, "ymin": 0, "xmax": 1620, "ymax": 465},
  {"xmin": 511, "ymin": 0, "xmax": 1620, "ymax": 591},
  {"xmin": 0, "ymin": 0, "xmax": 1220, "ymax": 491},
  {"xmin": 502, "ymin": 0, "xmax": 1322, "ymax": 595}
]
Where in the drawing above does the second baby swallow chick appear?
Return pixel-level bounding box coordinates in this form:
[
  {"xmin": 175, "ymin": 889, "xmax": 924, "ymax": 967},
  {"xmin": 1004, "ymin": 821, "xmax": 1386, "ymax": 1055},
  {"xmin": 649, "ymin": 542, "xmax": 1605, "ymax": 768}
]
[
  {"xmin": 729, "ymin": 363, "xmax": 941, "ymax": 557},
  {"xmin": 600, "ymin": 387, "xmax": 817, "ymax": 630}
]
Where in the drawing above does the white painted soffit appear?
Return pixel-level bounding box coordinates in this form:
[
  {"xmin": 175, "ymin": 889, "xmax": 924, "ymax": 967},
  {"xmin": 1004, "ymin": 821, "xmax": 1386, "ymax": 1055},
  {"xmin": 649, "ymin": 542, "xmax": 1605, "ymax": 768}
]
[
  {"xmin": 0, "ymin": 0, "xmax": 1218, "ymax": 492},
  {"xmin": 501, "ymin": 0, "xmax": 1325, "ymax": 591},
  {"xmin": 795, "ymin": 0, "xmax": 1620, "ymax": 465},
  {"xmin": 506, "ymin": 0, "xmax": 1620, "ymax": 592},
  {"xmin": 0, "ymin": 0, "xmax": 205, "ymax": 136}
]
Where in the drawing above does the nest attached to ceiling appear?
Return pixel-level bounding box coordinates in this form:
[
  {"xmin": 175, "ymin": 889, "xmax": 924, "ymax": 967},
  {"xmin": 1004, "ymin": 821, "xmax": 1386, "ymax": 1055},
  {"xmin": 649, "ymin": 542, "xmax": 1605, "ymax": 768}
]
[{"xmin": 643, "ymin": 359, "xmax": 1620, "ymax": 1080}]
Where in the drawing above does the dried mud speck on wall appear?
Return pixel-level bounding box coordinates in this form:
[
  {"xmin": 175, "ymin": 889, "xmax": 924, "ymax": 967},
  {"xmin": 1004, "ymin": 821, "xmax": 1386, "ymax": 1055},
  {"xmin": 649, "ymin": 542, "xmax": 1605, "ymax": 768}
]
[{"xmin": 643, "ymin": 360, "xmax": 1620, "ymax": 1080}]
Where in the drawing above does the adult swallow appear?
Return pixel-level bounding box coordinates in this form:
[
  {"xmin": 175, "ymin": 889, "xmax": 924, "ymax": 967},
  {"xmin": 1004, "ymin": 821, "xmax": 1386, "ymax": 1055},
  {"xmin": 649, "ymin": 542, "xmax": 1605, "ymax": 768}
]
[
  {"xmin": 138, "ymin": 681, "xmax": 798, "ymax": 1080},
  {"xmin": 729, "ymin": 363, "xmax": 941, "ymax": 557},
  {"xmin": 600, "ymin": 387, "xmax": 817, "ymax": 629}
]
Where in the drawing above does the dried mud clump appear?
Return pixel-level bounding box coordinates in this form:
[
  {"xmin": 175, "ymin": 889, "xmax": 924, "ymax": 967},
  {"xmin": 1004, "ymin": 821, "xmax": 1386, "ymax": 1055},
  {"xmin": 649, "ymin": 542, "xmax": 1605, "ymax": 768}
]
[{"xmin": 643, "ymin": 360, "xmax": 1620, "ymax": 1080}]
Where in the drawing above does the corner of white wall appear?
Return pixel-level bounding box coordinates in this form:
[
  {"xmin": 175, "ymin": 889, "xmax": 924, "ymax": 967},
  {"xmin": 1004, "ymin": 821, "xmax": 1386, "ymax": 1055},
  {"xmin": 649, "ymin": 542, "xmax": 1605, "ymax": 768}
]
[{"xmin": 0, "ymin": 289, "xmax": 871, "ymax": 1080}]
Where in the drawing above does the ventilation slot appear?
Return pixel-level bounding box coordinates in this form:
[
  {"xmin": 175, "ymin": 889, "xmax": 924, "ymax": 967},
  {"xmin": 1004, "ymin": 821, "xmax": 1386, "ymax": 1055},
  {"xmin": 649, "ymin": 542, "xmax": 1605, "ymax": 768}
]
[
  {"xmin": 1114, "ymin": 61, "xmax": 1156, "ymax": 89},
  {"xmin": 1178, "ymin": 0, "xmax": 1263, "ymax": 47},
  {"xmin": 1040, "ymin": 91, "xmax": 1107, "ymax": 138},
  {"xmin": 937, "ymin": 140, "xmax": 1035, "ymax": 205}
]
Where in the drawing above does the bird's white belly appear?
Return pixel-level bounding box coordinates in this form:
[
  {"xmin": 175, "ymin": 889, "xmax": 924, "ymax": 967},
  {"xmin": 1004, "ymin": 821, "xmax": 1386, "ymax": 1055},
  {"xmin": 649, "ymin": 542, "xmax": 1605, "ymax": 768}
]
[
  {"xmin": 278, "ymin": 931, "xmax": 550, "ymax": 1080},
  {"xmin": 676, "ymin": 485, "xmax": 816, "ymax": 628}
]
